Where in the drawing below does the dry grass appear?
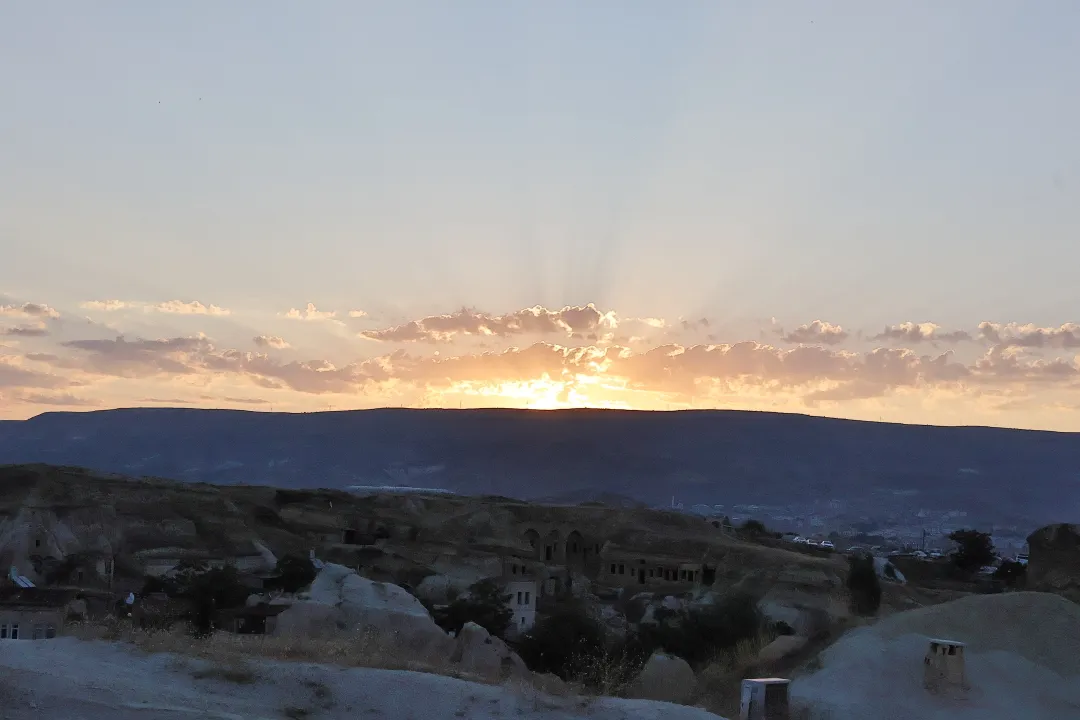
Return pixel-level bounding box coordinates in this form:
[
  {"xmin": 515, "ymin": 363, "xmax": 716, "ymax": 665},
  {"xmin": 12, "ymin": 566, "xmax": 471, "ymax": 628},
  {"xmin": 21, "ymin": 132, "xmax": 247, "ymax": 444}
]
[
  {"xmin": 690, "ymin": 632, "xmax": 778, "ymax": 718},
  {"xmin": 67, "ymin": 619, "xmax": 476, "ymax": 682},
  {"xmin": 190, "ymin": 661, "xmax": 258, "ymax": 684}
]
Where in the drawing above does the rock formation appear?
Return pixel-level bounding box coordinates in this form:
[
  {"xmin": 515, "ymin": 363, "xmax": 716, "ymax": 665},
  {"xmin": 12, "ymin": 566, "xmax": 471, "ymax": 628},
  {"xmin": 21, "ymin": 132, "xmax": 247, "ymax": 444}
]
[
  {"xmin": 628, "ymin": 651, "xmax": 697, "ymax": 704},
  {"xmin": 450, "ymin": 621, "xmax": 529, "ymax": 682},
  {"xmin": 274, "ymin": 563, "xmax": 455, "ymax": 663},
  {"xmin": 1026, "ymin": 523, "xmax": 1080, "ymax": 603}
]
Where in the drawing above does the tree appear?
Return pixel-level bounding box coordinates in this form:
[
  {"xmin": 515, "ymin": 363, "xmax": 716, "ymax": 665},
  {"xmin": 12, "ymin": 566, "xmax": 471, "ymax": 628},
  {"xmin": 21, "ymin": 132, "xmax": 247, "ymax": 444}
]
[
  {"xmin": 948, "ymin": 529, "xmax": 996, "ymax": 573},
  {"xmin": 846, "ymin": 553, "xmax": 882, "ymax": 615},
  {"xmin": 431, "ymin": 578, "xmax": 513, "ymax": 638},
  {"xmin": 274, "ymin": 554, "xmax": 317, "ymax": 593}
]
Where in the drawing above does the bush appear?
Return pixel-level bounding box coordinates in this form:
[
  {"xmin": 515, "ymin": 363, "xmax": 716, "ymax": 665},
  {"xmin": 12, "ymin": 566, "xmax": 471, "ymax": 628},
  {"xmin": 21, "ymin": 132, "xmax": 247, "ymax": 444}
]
[
  {"xmin": 993, "ymin": 560, "xmax": 1027, "ymax": 588},
  {"xmin": 847, "ymin": 553, "xmax": 881, "ymax": 615},
  {"xmin": 274, "ymin": 554, "xmax": 317, "ymax": 593},
  {"xmin": 431, "ymin": 579, "xmax": 513, "ymax": 638},
  {"xmin": 514, "ymin": 603, "xmax": 610, "ymax": 682},
  {"xmin": 634, "ymin": 592, "xmax": 766, "ymax": 667}
]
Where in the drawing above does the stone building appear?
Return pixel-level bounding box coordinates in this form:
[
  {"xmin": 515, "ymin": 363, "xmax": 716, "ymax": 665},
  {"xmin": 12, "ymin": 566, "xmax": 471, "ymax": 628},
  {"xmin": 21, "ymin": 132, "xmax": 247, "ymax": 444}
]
[{"xmin": 0, "ymin": 587, "xmax": 77, "ymax": 640}]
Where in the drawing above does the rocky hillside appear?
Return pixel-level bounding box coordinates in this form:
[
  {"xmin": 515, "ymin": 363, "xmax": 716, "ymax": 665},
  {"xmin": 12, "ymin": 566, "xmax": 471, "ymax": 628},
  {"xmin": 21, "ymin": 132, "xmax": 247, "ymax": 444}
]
[{"xmin": 2, "ymin": 408, "xmax": 1080, "ymax": 522}]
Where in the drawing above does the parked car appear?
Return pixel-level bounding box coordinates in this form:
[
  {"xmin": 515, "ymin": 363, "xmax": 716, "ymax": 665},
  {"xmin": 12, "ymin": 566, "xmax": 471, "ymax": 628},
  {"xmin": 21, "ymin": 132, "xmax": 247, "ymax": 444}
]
[{"xmin": 819, "ymin": 540, "xmax": 835, "ymax": 550}]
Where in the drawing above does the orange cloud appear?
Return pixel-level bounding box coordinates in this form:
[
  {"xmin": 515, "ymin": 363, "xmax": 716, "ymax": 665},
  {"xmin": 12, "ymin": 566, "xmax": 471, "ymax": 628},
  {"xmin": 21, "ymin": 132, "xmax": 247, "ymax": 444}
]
[
  {"xmin": 282, "ymin": 303, "xmax": 337, "ymax": 321},
  {"xmin": 0, "ymin": 302, "xmax": 60, "ymax": 320},
  {"xmin": 361, "ymin": 304, "xmax": 618, "ymax": 343},
  {"xmin": 779, "ymin": 320, "xmax": 849, "ymax": 345},
  {"xmin": 253, "ymin": 335, "xmax": 291, "ymax": 349}
]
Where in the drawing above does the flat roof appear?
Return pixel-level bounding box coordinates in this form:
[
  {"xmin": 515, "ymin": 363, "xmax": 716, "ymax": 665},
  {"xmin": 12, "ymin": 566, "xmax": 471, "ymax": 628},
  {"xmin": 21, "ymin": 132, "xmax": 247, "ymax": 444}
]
[{"xmin": 927, "ymin": 638, "xmax": 966, "ymax": 646}]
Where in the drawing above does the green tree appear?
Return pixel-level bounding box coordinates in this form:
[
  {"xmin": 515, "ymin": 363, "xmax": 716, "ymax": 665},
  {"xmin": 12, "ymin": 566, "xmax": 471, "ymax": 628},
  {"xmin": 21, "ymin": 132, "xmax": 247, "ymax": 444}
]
[
  {"xmin": 846, "ymin": 553, "xmax": 882, "ymax": 615},
  {"xmin": 947, "ymin": 529, "xmax": 996, "ymax": 573},
  {"xmin": 274, "ymin": 554, "xmax": 317, "ymax": 593},
  {"xmin": 431, "ymin": 578, "xmax": 513, "ymax": 638}
]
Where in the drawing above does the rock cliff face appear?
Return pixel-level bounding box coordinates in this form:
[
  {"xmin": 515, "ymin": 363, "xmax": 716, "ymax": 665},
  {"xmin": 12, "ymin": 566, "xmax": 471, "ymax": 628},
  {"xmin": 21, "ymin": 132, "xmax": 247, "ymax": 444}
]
[{"xmin": 1026, "ymin": 523, "xmax": 1080, "ymax": 603}]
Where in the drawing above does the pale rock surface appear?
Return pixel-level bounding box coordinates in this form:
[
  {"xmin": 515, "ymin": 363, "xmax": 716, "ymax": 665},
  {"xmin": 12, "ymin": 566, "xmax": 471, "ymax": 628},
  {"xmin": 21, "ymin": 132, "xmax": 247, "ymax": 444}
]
[
  {"xmin": 628, "ymin": 651, "xmax": 697, "ymax": 705},
  {"xmin": 790, "ymin": 592, "xmax": 1080, "ymax": 719},
  {"xmin": 274, "ymin": 563, "xmax": 454, "ymax": 662},
  {"xmin": 450, "ymin": 621, "xmax": 529, "ymax": 682},
  {"xmin": 0, "ymin": 637, "xmax": 729, "ymax": 720}
]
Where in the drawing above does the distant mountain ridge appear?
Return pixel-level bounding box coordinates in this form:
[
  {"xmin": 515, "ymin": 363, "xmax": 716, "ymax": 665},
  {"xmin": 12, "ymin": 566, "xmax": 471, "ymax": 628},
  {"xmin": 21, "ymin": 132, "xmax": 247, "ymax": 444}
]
[{"xmin": 1, "ymin": 407, "xmax": 1078, "ymax": 523}]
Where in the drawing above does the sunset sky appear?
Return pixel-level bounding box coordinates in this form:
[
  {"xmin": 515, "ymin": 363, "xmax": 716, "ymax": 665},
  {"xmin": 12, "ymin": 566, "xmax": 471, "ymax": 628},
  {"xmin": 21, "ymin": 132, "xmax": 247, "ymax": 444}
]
[{"xmin": 2, "ymin": 2, "xmax": 1080, "ymax": 429}]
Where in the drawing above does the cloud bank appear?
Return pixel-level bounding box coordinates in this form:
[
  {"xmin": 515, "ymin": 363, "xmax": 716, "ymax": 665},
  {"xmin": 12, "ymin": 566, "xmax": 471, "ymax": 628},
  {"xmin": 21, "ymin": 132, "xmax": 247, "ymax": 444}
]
[{"xmin": 3, "ymin": 300, "xmax": 1079, "ymax": 428}]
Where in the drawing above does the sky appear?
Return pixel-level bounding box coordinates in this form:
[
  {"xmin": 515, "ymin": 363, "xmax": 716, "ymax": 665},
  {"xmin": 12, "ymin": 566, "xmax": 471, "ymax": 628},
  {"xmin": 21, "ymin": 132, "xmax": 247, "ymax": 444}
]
[{"xmin": 2, "ymin": 2, "xmax": 1080, "ymax": 429}]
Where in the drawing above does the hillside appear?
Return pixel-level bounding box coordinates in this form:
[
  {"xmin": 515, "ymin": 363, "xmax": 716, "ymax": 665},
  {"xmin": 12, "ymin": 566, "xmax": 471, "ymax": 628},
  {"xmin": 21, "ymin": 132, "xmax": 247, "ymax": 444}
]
[{"xmin": 1, "ymin": 408, "xmax": 1079, "ymax": 522}]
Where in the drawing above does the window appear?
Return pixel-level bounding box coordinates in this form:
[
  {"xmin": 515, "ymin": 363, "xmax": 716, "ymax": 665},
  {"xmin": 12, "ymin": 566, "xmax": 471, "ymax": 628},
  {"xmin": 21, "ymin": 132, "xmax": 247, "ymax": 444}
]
[
  {"xmin": 524, "ymin": 592, "xmax": 530, "ymax": 605},
  {"xmin": 648, "ymin": 569, "xmax": 654, "ymax": 578},
  {"xmin": 0, "ymin": 624, "xmax": 7, "ymax": 639},
  {"xmin": 610, "ymin": 563, "xmax": 616, "ymax": 574},
  {"xmin": 512, "ymin": 564, "xmax": 518, "ymax": 574},
  {"xmin": 35, "ymin": 538, "xmax": 41, "ymax": 548},
  {"xmin": 10, "ymin": 624, "xmax": 18, "ymax": 640},
  {"xmin": 517, "ymin": 591, "xmax": 523, "ymax": 605},
  {"xmin": 520, "ymin": 616, "xmax": 526, "ymax": 627},
  {"xmin": 618, "ymin": 564, "xmax": 625, "ymax": 575}
]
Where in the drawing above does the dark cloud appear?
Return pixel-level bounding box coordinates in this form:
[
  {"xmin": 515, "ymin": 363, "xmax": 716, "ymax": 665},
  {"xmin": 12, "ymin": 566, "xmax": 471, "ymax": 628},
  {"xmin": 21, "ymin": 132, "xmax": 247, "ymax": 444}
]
[
  {"xmin": 977, "ymin": 322, "xmax": 1080, "ymax": 349},
  {"xmin": 17, "ymin": 392, "xmax": 100, "ymax": 407},
  {"xmin": 871, "ymin": 322, "xmax": 971, "ymax": 344},
  {"xmin": 779, "ymin": 321, "xmax": 849, "ymax": 345},
  {"xmin": 58, "ymin": 335, "xmax": 212, "ymax": 377},
  {"xmin": 2, "ymin": 325, "xmax": 50, "ymax": 337}
]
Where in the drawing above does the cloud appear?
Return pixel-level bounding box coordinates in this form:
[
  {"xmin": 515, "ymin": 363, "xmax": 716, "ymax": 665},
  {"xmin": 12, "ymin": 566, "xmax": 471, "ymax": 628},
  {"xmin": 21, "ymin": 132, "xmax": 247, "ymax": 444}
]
[
  {"xmin": 348, "ymin": 310, "xmax": 369, "ymax": 318},
  {"xmin": 0, "ymin": 356, "xmax": 72, "ymax": 389},
  {"xmin": 80, "ymin": 300, "xmax": 131, "ymax": 312},
  {"xmin": 16, "ymin": 391, "xmax": 100, "ymax": 407},
  {"xmin": 871, "ymin": 322, "xmax": 971, "ymax": 344},
  {"xmin": 221, "ymin": 397, "xmax": 269, "ymax": 405},
  {"xmin": 360, "ymin": 304, "xmax": 618, "ymax": 343},
  {"xmin": 80, "ymin": 299, "xmax": 230, "ymax": 315},
  {"xmin": 977, "ymin": 322, "xmax": 1080, "ymax": 349},
  {"xmin": 283, "ymin": 303, "xmax": 337, "ymax": 321},
  {"xmin": 57, "ymin": 334, "xmax": 212, "ymax": 377},
  {"xmin": 150, "ymin": 300, "xmax": 230, "ymax": 316},
  {"xmin": 780, "ymin": 321, "xmax": 849, "ymax": 345},
  {"xmin": 0, "ymin": 302, "xmax": 60, "ymax": 319},
  {"xmin": 2, "ymin": 325, "xmax": 49, "ymax": 337},
  {"xmin": 253, "ymin": 335, "xmax": 291, "ymax": 349}
]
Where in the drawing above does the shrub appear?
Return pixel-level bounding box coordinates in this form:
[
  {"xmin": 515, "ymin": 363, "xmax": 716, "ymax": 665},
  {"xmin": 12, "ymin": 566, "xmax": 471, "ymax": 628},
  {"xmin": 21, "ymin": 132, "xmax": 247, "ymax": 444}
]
[
  {"xmin": 634, "ymin": 592, "xmax": 766, "ymax": 667},
  {"xmin": 274, "ymin": 554, "xmax": 317, "ymax": 594},
  {"xmin": 431, "ymin": 579, "xmax": 513, "ymax": 638},
  {"xmin": 846, "ymin": 553, "xmax": 881, "ymax": 615},
  {"xmin": 514, "ymin": 603, "xmax": 609, "ymax": 681},
  {"xmin": 993, "ymin": 560, "xmax": 1027, "ymax": 588}
]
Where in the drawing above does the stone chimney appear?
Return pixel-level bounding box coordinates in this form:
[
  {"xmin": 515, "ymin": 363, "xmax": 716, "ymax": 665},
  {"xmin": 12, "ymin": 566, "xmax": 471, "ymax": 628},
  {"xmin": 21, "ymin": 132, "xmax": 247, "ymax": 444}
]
[{"xmin": 924, "ymin": 638, "xmax": 967, "ymax": 696}]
